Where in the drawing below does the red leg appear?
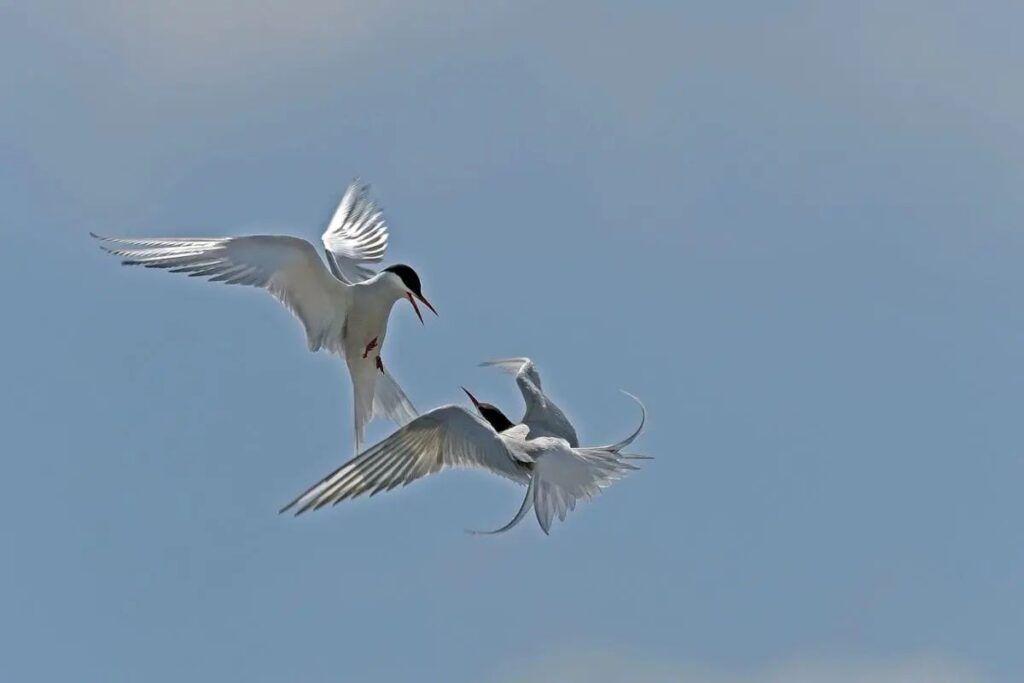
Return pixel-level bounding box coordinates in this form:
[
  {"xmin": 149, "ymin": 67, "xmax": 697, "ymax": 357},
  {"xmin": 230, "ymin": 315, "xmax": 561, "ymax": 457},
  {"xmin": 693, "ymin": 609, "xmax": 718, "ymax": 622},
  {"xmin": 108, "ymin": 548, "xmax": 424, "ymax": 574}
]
[
  {"xmin": 375, "ymin": 356, "xmax": 384, "ymax": 374},
  {"xmin": 362, "ymin": 337, "xmax": 378, "ymax": 358}
]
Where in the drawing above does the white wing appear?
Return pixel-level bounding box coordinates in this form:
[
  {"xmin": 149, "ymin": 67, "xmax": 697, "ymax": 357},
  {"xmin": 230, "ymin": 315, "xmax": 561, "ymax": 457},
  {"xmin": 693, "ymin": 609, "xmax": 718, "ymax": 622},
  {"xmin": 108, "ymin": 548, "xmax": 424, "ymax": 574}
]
[
  {"xmin": 320, "ymin": 180, "xmax": 389, "ymax": 284},
  {"xmin": 93, "ymin": 233, "xmax": 349, "ymax": 353},
  {"xmin": 480, "ymin": 357, "xmax": 579, "ymax": 447},
  {"xmin": 281, "ymin": 405, "xmax": 529, "ymax": 515},
  {"xmin": 480, "ymin": 357, "xmax": 543, "ymax": 391}
]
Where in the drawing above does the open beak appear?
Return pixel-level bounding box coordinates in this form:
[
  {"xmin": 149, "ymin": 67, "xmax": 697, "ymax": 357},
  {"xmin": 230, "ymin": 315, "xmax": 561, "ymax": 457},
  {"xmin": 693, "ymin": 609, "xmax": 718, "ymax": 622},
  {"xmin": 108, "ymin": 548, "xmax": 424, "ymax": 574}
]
[
  {"xmin": 407, "ymin": 292, "xmax": 438, "ymax": 325},
  {"xmin": 461, "ymin": 386, "xmax": 481, "ymax": 409}
]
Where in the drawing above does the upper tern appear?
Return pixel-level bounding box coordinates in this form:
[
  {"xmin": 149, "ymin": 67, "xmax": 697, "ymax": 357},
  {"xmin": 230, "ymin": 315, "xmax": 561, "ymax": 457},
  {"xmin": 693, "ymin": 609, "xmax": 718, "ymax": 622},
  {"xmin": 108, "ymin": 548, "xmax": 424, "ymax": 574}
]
[
  {"xmin": 479, "ymin": 357, "xmax": 579, "ymax": 446},
  {"xmin": 281, "ymin": 388, "xmax": 647, "ymax": 535},
  {"xmin": 92, "ymin": 180, "xmax": 437, "ymax": 450}
]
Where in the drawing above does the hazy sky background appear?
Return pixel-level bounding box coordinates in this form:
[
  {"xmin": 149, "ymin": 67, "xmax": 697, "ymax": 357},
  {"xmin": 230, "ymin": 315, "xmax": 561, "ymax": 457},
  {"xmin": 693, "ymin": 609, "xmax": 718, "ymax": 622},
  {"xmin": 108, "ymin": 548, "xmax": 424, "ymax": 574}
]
[{"xmin": 2, "ymin": 1, "xmax": 1022, "ymax": 681}]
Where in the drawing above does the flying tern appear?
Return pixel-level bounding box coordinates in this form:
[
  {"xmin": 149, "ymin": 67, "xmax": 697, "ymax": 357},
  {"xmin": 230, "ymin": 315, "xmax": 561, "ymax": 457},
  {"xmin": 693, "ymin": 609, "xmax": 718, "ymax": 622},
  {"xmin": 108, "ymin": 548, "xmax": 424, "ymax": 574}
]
[
  {"xmin": 281, "ymin": 387, "xmax": 647, "ymax": 534},
  {"xmin": 479, "ymin": 357, "xmax": 579, "ymax": 446},
  {"xmin": 92, "ymin": 180, "xmax": 437, "ymax": 450}
]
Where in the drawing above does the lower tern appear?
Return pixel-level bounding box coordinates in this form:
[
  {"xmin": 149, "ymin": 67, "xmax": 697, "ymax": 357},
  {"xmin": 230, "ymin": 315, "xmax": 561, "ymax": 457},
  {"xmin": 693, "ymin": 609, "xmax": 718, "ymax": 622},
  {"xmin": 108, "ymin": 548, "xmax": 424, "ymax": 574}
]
[
  {"xmin": 92, "ymin": 180, "xmax": 437, "ymax": 450},
  {"xmin": 281, "ymin": 387, "xmax": 647, "ymax": 534}
]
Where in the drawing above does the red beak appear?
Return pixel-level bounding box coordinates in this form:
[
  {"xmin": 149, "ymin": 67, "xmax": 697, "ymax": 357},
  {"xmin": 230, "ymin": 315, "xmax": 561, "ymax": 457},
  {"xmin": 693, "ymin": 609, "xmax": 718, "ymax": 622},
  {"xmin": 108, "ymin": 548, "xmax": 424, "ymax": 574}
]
[
  {"xmin": 407, "ymin": 293, "xmax": 438, "ymax": 325},
  {"xmin": 461, "ymin": 386, "xmax": 481, "ymax": 409}
]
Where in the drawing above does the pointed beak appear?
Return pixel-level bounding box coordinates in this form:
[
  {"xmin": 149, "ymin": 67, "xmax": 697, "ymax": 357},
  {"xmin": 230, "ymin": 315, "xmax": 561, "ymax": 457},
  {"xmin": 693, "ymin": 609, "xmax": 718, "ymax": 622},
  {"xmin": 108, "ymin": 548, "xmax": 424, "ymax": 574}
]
[
  {"xmin": 417, "ymin": 292, "xmax": 438, "ymax": 317},
  {"xmin": 407, "ymin": 293, "xmax": 424, "ymax": 324},
  {"xmin": 461, "ymin": 386, "xmax": 481, "ymax": 409},
  {"xmin": 406, "ymin": 292, "xmax": 437, "ymax": 325}
]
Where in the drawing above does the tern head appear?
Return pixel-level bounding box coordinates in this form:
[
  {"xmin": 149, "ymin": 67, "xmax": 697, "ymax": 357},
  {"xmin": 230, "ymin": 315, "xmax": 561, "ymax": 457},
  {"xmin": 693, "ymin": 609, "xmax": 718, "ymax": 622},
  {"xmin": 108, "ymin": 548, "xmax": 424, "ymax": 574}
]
[
  {"xmin": 383, "ymin": 264, "xmax": 437, "ymax": 325},
  {"xmin": 461, "ymin": 387, "xmax": 516, "ymax": 433}
]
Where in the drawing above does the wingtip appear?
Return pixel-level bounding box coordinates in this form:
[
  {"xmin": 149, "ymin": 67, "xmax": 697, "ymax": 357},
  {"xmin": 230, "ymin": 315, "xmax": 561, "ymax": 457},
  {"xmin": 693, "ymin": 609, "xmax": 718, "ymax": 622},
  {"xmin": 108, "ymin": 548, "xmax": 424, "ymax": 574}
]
[
  {"xmin": 478, "ymin": 357, "xmax": 531, "ymax": 371},
  {"xmin": 348, "ymin": 176, "xmax": 368, "ymax": 194},
  {"xmin": 619, "ymin": 389, "xmax": 647, "ymax": 423},
  {"xmin": 90, "ymin": 232, "xmax": 114, "ymax": 252},
  {"xmin": 279, "ymin": 493, "xmax": 320, "ymax": 516},
  {"xmin": 618, "ymin": 388, "xmax": 643, "ymax": 403},
  {"xmin": 595, "ymin": 390, "xmax": 647, "ymax": 454},
  {"xmin": 463, "ymin": 526, "xmax": 515, "ymax": 537}
]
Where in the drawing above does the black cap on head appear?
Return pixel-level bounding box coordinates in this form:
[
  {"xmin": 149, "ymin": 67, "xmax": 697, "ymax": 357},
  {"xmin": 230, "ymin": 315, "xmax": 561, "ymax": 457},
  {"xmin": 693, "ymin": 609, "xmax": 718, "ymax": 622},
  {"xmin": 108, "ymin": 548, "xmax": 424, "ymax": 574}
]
[
  {"xmin": 476, "ymin": 402, "xmax": 516, "ymax": 433},
  {"xmin": 383, "ymin": 264, "xmax": 422, "ymax": 296},
  {"xmin": 461, "ymin": 386, "xmax": 516, "ymax": 433}
]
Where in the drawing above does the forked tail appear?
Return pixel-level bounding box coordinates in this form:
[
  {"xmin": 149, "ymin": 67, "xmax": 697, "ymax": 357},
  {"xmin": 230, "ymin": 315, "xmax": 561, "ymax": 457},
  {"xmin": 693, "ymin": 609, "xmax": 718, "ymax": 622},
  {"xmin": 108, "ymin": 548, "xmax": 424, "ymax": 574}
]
[{"xmin": 351, "ymin": 363, "xmax": 418, "ymax": 454}]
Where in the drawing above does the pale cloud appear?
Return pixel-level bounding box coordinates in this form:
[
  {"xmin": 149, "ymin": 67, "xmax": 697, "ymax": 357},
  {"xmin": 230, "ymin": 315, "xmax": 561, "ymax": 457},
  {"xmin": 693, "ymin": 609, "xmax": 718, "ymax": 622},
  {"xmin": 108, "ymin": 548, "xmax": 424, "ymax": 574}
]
[
  {"xmin": 2, "ymin": 0, "xmax": 505, "ymax": 213},
  {"xmin": 523, "ymin": 1, "xmax": 1024, "ymax": 161},
  {"xmin": 496, "ymin": 651, "xmax": 989, "ymax": 683},
  {"xmin": 80, "ymin": 0, "xmax": 495, "ymax": 86},
  {"xmin": 8, "ymin": 1, "xmax": 1024, "ymax": 218},
  {"xmin": 94, "ymin": 0, "xmax": 381, "ymax": 79}
]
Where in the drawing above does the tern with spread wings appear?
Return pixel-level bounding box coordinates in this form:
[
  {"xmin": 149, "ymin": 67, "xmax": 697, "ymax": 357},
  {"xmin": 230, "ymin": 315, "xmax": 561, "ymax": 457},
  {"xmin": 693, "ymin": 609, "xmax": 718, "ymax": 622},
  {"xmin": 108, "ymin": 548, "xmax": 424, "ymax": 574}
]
[
  {"xmin": 281, "ymin": 387, "xmax": 646, "ymax": 534},
  {"xmin": 92, "ymin": 180, "xmax": 437, "ymax": 450}
]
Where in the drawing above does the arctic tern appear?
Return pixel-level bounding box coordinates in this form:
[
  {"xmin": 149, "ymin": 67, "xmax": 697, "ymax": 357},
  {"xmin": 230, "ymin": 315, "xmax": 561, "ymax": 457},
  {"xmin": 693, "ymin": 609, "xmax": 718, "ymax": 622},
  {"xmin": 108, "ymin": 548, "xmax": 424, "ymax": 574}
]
[
  {"xmin": 92, "ymin": 180, "xmax": 437, "ymax": 450},
  {"xmin": 281, "ymin": 387, "xmax": 646, "ymax": 534}
]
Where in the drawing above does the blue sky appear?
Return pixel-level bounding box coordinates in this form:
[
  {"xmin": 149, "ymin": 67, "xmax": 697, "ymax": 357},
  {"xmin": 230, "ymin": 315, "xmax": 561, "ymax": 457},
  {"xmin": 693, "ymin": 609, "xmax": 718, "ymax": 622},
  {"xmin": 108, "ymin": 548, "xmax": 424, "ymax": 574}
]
[{"xmin": 2, "ymin": 2, "xmax": 1022, "ymax": 681}]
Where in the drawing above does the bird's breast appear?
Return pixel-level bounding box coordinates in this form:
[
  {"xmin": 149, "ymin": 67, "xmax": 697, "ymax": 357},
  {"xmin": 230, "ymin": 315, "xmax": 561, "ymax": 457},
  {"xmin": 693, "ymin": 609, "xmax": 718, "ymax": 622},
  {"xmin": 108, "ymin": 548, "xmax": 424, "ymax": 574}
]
[{"xmin": 342, "ymin": 293, "xmax": 396, "ymax": 352}]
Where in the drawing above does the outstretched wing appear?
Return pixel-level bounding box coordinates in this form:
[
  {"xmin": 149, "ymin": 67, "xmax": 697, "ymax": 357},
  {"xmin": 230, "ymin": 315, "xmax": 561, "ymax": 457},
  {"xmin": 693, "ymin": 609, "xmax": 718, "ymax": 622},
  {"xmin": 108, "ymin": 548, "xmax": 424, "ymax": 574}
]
[
  {"xmin": 480, "ymin": 357, "xmax": 543, "ymax": 393},
  {"xmin": 320, "ymin": 180, "xmax": 389, "ymax": 284},
  {"xmin": 480, "ymin": 357, "xmax": 579, "ymax": 447},
  {"xmin": 92, "ymin": 233, "xmax": 349, "ymax": 353},
  {"xmin": 281, "ymin": 405, "xmax": 528, "ymax": 515}
]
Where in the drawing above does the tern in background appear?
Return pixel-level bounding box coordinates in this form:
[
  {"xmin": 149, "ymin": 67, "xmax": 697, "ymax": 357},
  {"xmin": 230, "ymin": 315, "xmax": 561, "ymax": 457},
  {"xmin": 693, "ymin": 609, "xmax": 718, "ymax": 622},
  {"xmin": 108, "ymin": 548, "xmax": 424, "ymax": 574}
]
[
  {"xmin": 479, "ymin": 357, "xmax": 579, "ymax": 446},
  {"xmin": 92, "ymin": 180, "xmax": 437, "ymax": 450},
  {"xmin": 281, "ymin": 388, "xmax": 647, "ymax": 535}
]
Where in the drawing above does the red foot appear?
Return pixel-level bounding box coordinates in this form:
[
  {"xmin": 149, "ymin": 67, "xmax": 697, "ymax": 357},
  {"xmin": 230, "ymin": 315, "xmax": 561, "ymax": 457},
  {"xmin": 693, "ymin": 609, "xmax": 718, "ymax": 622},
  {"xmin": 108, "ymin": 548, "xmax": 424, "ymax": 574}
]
[
  {"xmin": 375, "ymin": 356, "xmax": 384, "ymax": 374},
  {"xmin": 362, "ymin": 337, "xmax": 378, "ymax": 358}
]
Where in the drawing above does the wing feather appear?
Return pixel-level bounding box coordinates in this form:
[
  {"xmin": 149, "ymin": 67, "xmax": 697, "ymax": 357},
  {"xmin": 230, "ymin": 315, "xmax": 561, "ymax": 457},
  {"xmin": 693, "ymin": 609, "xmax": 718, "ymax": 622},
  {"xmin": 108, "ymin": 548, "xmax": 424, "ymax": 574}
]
[
  {"xmin": 321, "ymin": 180, "xmax": 390, "ymax": 284},
  {"xmin": 479, "ymin": 357, "xmax": 543, "ymax": 391},
  {"xmin": 281, "ymin": 406, "xmax": 528, "ymax": 515},
  {"xmin": 92, "ymin": 233, "xmax": 348, "ymax": 353},
  {"xmin": 480, "ymin": 357, "xmax": 580, "ymax": 447}
]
